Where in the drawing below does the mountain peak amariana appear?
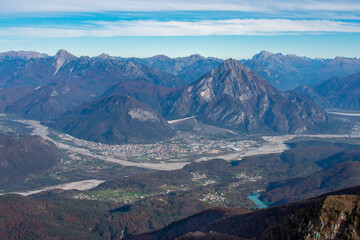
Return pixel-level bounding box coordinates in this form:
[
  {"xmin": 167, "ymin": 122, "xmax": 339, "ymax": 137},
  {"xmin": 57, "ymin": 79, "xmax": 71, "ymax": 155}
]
[{"xmin": 53, "ymin": 49, "xmax": 76, "ymax": 75}]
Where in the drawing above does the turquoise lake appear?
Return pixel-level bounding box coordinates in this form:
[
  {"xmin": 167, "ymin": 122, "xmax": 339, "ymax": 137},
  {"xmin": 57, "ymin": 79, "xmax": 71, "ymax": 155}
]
[{"xmin": 248, "ymin": 193, "xmax": 269, "ymax": 209}]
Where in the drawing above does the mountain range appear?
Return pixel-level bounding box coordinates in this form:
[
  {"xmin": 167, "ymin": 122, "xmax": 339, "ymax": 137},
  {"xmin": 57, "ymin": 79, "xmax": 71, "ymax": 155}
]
[
  {"xmin": 128, "ymin": 54, "xmax": 223, "ymax": 84},
  {"xmin": 2, "ymin": 49, "xmax": 359, "ymax": 91},
  {"xmin": 0, "ymin": 49, "xmax": 357, "ymax": 142},
  {"xmin": 44, "ymin": 59, "xmax": 331, "ymax": 144},
  {"xmin": 0, "ymin": 49, "xmax": 359, "ymax": 240},
  {"xmin": 244, "ymin": 51, "xmax": 360, "ymax": 90},
  {"xmin": 129, "ymin": 51, "xmax": 360, "ymax": 91},
  {"xmin": 0, "ymin": 49, "xmax": 184, "ymax": 95}
]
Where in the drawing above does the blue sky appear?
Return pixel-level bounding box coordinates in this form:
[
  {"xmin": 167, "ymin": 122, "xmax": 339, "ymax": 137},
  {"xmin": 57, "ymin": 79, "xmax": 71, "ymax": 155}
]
[{"xmin": 0, "ymin": 0, "xmax": 360, "ymax": 59}]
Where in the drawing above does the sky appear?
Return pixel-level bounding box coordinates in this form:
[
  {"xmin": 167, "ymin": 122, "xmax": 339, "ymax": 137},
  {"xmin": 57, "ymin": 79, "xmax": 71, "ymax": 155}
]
[{"xmin": 0, "ymin": 0, "xmax": 360, "ymax": 59}]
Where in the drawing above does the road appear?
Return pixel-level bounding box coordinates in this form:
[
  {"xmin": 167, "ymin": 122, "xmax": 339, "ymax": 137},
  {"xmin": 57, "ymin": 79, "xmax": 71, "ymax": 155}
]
[
  {"xmin": 167, "ymin": 116, "xmax": 196, "ymax": 124},
  {"xmin": 327, "ymin": 111, "xmax": 360, "ymax": 117}
]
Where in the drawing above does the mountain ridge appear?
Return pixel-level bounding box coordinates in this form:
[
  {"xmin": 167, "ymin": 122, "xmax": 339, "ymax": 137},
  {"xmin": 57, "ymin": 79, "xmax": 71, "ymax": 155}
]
[
  {"xmin": 5, "ymin": 81, "xmax": 93, "ymax": 120},
  {"xmin": 0, "ymin": 133, "xmax": 61, "ymax": 190},
  {"xmin": 295, "ymin": 73, "xmax": 360, "ymax": 110},
  {"xmin": 129, "ymin": 186, "xmax": 360, "ymax": 240},
  {"xmin": 244, "ymin": 51, "xmax": 360, "ymax": 90},
  {"xmin": 48, "ymin": 95, "xmax": 176, "ymax": 144}
]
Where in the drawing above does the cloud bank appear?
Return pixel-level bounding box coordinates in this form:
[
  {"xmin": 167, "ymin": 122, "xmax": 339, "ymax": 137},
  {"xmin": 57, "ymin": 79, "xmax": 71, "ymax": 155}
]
[
  {"xmin": 1, "ymin": 19, "xmax": 360, "ymax": 38},
  {"xmin": 1, "ymin": 0, "xmax": 360, "ymax": 13}
]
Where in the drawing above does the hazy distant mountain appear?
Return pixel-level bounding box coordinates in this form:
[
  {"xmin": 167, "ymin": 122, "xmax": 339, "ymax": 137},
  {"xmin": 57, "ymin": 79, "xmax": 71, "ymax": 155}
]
[
  {"xmin": 129, "ymin": 54, "xmax": 223, "ymax": 83},
  {"xmin": 163, "ymin": 59, "xmax": 327, "ymax": 134},
  {"xmin": 0, "ymin": 50, "xmax": 185, "ymax": 95},
  {"xmin": 0, "ymin": 133, "xmax": 60, "ymax": 189},
  {"xmin": 2, "ymin": 49, "xmax": 359, "ymax": 92},
  {"xmin": 53, "ymin": 55, "xmax": 185, "ymax": 95},
  {"xmin": 295, "ymin": 73, "xmax": 360, "ymax": 110},
  {"xmin": 0, "ymin": 51, "xmax": 48, "ymax": 60},
  {"xmin": 0, "ymin": 55, "xmax": 55, "ymax": 88},
  {"xmin": 6, "ymin": 81, "xmax": 92, "ymax": 120},
  {"xmin": 293, "ymin": 85, "xmax": 332, "ymax": 109},
  {"xmin": 244, "ymin": 51, "xmax": 360, "ymax": 90},
  {"xmin": 49, "ymin": 95, "xmax": 175, "ymax": 144}
]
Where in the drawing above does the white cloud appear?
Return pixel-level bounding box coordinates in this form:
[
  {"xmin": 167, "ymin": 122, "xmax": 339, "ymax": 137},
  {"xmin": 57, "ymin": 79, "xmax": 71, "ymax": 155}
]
[
  {"xmin": 1, "ymin": 0, "xmax": 360, "ymax": 13},
  {"xmin": 1, "ymin": 19, "xmax": 360, "ymax": 38}
]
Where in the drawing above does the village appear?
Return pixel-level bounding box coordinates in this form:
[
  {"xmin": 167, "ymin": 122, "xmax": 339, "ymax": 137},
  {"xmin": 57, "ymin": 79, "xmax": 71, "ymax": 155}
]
[{"xmin": 57, "ymin": 132, "xmax": 258, "ymax": 162}]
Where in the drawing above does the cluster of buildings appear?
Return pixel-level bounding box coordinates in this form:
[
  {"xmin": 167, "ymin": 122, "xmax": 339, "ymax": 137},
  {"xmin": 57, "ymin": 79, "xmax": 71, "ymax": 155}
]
[
  {"xmin": 73, "ymin": 192, "xmax": 125, "ymax": 203},
  {"xmin": 351, "ymin": 124, "xmax": 360, "ymax": 135},
  {"xmin": 73, "ymin": 193, "xmax": 98, "ymax": 200},
  {"xmin": 191, "ymin": 172, "xmax": 216, "ymax": 186},
  {"xmin": 200, "ymin": 192, "xmax": 225, "ymax": 203},
  {"xmin": 191, "ymin": 172, "xmax": 207, "ymax": 182},
  {"xmin": 229, "ymin": 172, "xmax": 262, "ymax": 189},
  {"xmin": 236, "ymin": 173, "xmax": 262, "ymax": 183},
  {"xmin": 66, "ymin": 152, "xmax": 81, "ymax": 161},
  {"xmin": 58, "ymin": 132, "xmax": 257, "ymax": 162}
]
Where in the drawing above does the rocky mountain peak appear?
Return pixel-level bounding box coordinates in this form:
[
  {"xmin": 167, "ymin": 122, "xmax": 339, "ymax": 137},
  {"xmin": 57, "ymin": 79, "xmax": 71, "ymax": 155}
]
[
  {"xmin": 96, "ymin": 53, "xmax": 111, "ymax": 60},
  {"xmin": 53, "ymin": 49, "xmax": 76, "ymax": 75},
  {"xmin": 202, "ymin": 58, "xmax": 272, "ymax": 96},
  {"xmin": 54, "ymin": 49, "xmax": 76, "ymax": 61},
  {"xmin": 164, "ymin": 56, "xmax": 327, "ymax": 133},
  {"xmin": 219, "ymin": 58, "xmax": 248, "ymax": 72},
  {"xmin": 149, "ymin": 55, "xmax": 172, "ymax": 61},
  {"xmin": 252, "ymin": 50, "xmax": 274, "ymax": 61},
  {"xmin": 183, "ymin": 54, "xmax": 205, "ymax": 62}
]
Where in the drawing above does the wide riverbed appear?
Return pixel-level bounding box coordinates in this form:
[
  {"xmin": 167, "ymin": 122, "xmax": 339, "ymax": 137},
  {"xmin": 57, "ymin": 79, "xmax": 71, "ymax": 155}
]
[
  {"xmin": 0, "ymin": 179, "xmax": 105, "ymax": 196},
  {"xmin": 16, "ymin": 119, "xmax": 360, "ymax": 170}
]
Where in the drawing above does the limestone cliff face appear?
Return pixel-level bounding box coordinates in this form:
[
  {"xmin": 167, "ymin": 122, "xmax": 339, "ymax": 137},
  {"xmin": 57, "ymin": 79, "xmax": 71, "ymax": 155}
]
[
  {"xmin": 259, "ymin": 195, "xmax": 360, "ymax": 240},
  {"xmin": 130, "ymin": 189, "xmax": 360, "ymax": 240},
  {"xmin": 163, "ymin": 59, "xmax": 327, "ymax": 134}
]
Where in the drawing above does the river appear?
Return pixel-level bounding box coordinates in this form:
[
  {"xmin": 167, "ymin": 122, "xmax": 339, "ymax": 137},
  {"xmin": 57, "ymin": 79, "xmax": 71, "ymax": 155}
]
[{"xmin": 15, "ymin": 120, "xmax": 360, "ymax": 170}]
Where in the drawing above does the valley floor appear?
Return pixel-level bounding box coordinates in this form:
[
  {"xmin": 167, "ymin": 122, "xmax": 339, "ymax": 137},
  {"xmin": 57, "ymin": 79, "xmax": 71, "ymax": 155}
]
[{"xmin": 2, "ymin": 117, "xmax": 359, "ymax": 196}]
